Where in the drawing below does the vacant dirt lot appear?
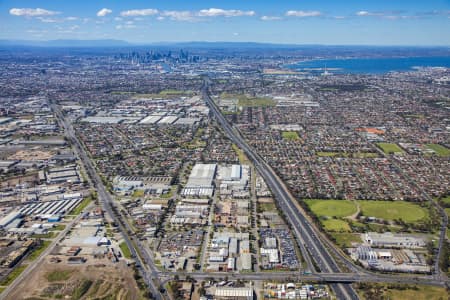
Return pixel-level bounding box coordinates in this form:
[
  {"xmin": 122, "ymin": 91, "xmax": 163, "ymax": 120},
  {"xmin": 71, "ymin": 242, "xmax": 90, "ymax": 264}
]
[{"xmin": 7, "ymin": 257, "xmax": 143, "ymax": 300}]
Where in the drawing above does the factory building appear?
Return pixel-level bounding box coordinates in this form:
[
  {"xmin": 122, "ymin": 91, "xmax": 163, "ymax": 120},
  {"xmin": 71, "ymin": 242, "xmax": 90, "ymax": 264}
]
[
  {"xmin": 181, "ymin": 164, "xmax": 217, "ymax": 198},
  {"xmin": 363, "ymin": 232, "xmax": 426, "ymax": 249},
  {"xmin": 0, "ymin": 211, "xmax": 22, "ymax": 228},
  {"xmin": 215, "ymin": 287, "xmax": 254, "ymax": 300}
]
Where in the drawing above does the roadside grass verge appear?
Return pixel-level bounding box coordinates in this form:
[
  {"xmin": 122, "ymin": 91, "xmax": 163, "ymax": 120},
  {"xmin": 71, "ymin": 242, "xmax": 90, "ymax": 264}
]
[
  {"xmin": 330, "ymin": 233, "xmax": 362, "ymax": 248},
  {"xmin": 68, "ymin": 197, "xmax": 91, "ymax": 215},
  {"xmin": 0, "ymin": 265, "xmax": 28, "ymax": 286},
  {"xmin": 28, "ymin": 240, "xmax": 51, "ymax": 261},
  {"xmin": 119, "ymin": 242, "xmax": 132, "ymax": 259},
  {"xmin": 322, "ymin": 219, "xmax": 351, "ymax": 232}
]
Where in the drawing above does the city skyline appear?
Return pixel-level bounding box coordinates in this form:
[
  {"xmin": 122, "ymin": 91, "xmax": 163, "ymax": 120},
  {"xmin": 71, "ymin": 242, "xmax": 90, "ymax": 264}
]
[{"xmin": 1, "ymin": 0, "xmax": 450, "ymax": 46}]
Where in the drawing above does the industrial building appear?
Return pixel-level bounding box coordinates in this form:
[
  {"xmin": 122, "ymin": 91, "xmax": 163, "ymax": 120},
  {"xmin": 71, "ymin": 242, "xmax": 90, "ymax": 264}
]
[
  {"xmin": 363, "ymin": 232, "xmax": 427, "ymax": 249},
  {"xmin": 0, "ymin": 211, "xmax": 22, "ymax": 229},
  {"xmin": 215, "ymin": 287, "xmax": 254, "ymax": 300},
  {"xmin": 181, "ymin": 164, "xmax": 217, "ymax": 198},
  {"xmin": 218, "ymin": 165, "xmax": 250, "ymax": 198},
  {"xmin": 113, "ymin": 176, "xmax": 172, "ymax": 194},
  {"xmin": 139, "ymin": 115, "xmax": 162, "ymax": 124},
  {"xmin": 45, "ymin": 164, "xmax": 80, "ymax": 184}
]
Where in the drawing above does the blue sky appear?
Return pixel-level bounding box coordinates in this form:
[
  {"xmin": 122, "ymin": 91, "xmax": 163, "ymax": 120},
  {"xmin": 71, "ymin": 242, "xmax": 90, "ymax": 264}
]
[{"xmin": 1, "ymin": 0, "xmax": 449, "ymax": 45}]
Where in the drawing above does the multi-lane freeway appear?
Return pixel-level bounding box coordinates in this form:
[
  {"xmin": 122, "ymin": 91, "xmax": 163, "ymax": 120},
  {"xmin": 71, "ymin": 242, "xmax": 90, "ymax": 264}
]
[{"xmin": 200, "ymin": 80, "xmax": 360, "ymax": 299}]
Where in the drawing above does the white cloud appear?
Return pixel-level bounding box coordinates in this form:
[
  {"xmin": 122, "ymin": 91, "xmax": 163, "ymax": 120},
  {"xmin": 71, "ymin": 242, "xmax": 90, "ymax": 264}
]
[
  {"xmin": 37, "ymin": 17, "xmax": 58, "ymax": 23},
  {"xmin": 198, "ymin": 8, "xmax": 255, "ymax": 17},
  {"xmin": 97, "ymin": 8, "xmax": 112, "ymax": 17},
  {"xmin": 355, "ymin": 10, "xmax": 387, "ymax": 17},
  {"xmin": 261, "ymin": 16, "xmax": 282, "ymax": 21},
  {"xmin": 116, "ymin": 24, "xmax": 136, "ymax": 30},
  {"xmin": 65, "ymin": 16, "xmax": 78, "ymax": 21},
  {"xmin": 120, "ymin": 9, "xmax": 158, "ymax": 17},
  {"xmin": 10, "ymin": 8, "xmax": 59, "ymax": 17},
  {"xmin": 161, "ymin": 10, "xmax": 197, "ymax": 21},
  {"xmin": 356, "ymin": 10, "xmax": 370, "ymax": 16},
  {"xmin": 285, "ymin": 10, "xmax": 322, "ymax": 17}
]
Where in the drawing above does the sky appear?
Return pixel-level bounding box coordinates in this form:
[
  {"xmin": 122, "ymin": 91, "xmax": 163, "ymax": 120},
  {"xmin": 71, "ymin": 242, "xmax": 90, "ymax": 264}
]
[{"xmin": 0, "ymin": 0, "xmax": 449, "ymax": 45}]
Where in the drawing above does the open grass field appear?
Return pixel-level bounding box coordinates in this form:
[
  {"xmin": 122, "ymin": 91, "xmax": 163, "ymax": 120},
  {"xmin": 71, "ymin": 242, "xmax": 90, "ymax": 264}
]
[
  {"xmin": 305, "ymin": 199, "xmax": 357, "ymax": 218},
  {"xmin": 238, "ymin": 97, "xmax": 276, "ymax": 107},
  {"xmin": 321, "ymin": 219, "xmax": 351, "ymax": 232},
  {"xmin": 441, "ymin": 196, "xmax": 450, "ymax": 206},
  {"xmin": 387, "ymin": 285, "xmax": 448, "ymax": 300},
  {"xmin": 221, "ymin": 92, "xmax": 276, "ymax": 107},
  {"xmin": 330, "ymin": 233, "xmax": 362, "ymax": 247},
  {"xmin": 426, "ymin": 144, "xmax": 450, "ymax": 157},
  {"xmin": 376, "ymin": 142, "xmax": 404, "ymax": 154},
  {"xmin": 281, "ymin": 131, "xmax": 300, "ymax": 140},
  {"xmin": 358, "ymin": 200, "xmax": 427, "ymax": 223},
  {"xmin": 356, "ymin": 283, "xmax": 448, "ymax": 300}
]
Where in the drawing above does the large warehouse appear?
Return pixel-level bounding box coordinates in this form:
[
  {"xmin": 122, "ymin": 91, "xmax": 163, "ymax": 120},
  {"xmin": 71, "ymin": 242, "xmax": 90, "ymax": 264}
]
[{"xmin": 181, "ymin": 163, "xmax": 217, "ymax": 197}]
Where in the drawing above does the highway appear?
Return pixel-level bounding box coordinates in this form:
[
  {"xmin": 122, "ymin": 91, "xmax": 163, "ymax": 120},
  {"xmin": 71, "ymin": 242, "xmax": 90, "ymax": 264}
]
[
  {"xmin": 171, "ymin": 270, "xmax": 445, "ymax": 286},
  {"xmin": 52, "ymin": 106, "xmax": 163, "ymax": 300},
  {"xmin": 200, "ymin": 80, "xmax": 359, "ymax": 299}
]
